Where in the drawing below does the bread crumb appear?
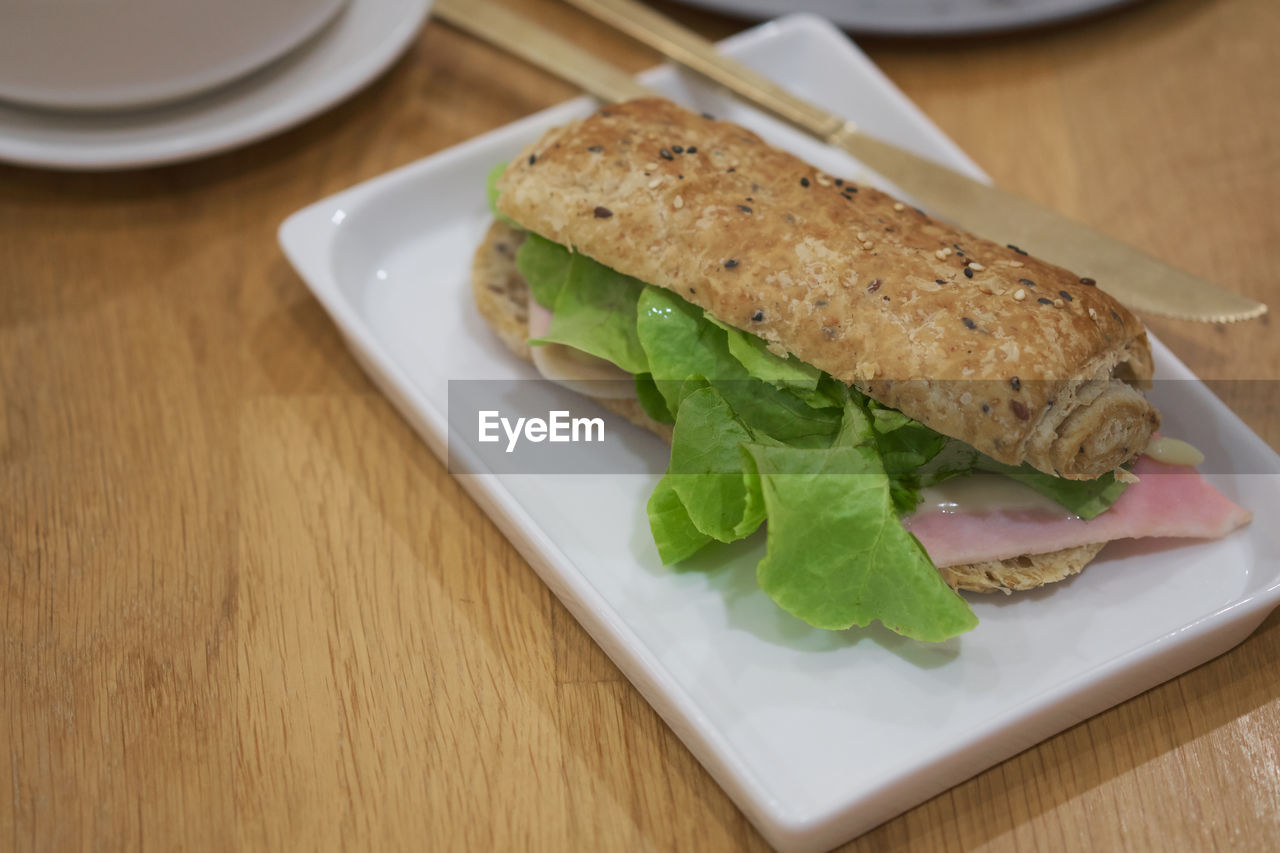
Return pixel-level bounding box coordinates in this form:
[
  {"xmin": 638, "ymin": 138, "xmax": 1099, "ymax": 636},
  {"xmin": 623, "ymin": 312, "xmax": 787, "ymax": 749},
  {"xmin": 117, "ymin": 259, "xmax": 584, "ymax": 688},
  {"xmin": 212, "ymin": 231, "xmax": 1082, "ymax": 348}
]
[{"xmin": 1014, "ymin": 288, "xmax": 1027, "ymax": 301}]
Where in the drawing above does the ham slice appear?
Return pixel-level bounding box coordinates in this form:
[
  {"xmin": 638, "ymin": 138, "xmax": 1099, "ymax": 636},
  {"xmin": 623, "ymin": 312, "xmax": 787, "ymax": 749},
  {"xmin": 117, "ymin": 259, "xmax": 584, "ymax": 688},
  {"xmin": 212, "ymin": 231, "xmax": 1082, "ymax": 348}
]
[{"xmin": 902, "ymin": 457, "xmax": 1252, "ymax": 567}]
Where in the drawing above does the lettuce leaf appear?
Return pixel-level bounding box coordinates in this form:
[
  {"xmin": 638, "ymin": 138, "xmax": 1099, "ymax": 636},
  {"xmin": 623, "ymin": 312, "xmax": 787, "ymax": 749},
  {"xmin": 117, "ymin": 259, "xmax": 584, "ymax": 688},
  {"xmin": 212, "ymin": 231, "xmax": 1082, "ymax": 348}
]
[
  {"xmin": 743, "ymin": 401, "xmax": 977, "ymax": 640},
  {"xmin": 486, "ymin": 162, "xmax": 519, "ymax": 227},
  {"xmin": 647, "ymin": 478, "xmax": 712, "ymax": 563},
  {"xmin": 516, "ymin": 232, "xmax": 573, "ymax": 309},
  {"xmin": 520, "ymin": 235, "xmax": 650, "ymax": 374},
  {"xmin": 973, "ymin": 456, "xmax": 1128, "ymax": 520},
  {"xmin": 637, "ymin": 287, "xmax": 843, "ymax": 447},
  {"xmin": 704, "ymin": 315, "xmax": 822, "ymax": 390},
  {"xmin": 660, "ymin": 379, "xmax": 767, "ymax": 542},
  {"xmin": 634, "ymin": 373, "xmax": 675, "ymax": 424}
]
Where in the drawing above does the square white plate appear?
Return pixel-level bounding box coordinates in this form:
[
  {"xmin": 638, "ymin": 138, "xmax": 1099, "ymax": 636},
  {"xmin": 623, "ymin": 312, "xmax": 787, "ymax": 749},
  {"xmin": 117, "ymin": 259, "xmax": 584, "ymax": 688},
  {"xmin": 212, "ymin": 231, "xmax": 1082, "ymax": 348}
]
[{"xmin": 280, "ymin": 15, "xmax": 1280, "ymax": 852}]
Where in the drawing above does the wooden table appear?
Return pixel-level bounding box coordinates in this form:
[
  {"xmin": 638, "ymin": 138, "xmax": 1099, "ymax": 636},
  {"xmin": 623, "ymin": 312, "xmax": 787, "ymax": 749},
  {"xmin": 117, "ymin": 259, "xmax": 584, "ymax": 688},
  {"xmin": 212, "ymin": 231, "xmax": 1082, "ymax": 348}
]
[{"xmin": 4, "ymin": 0, "xmax": 1278, "ymax": 849}]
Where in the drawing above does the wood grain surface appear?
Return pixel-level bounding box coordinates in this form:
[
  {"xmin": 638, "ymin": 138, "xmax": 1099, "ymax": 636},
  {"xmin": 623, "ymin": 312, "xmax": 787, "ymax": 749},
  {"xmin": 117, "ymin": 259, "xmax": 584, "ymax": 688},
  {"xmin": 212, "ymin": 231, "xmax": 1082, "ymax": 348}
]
[{"xmin": 3, "ymin": 0, "xmax": 1278, "ymax": 850}]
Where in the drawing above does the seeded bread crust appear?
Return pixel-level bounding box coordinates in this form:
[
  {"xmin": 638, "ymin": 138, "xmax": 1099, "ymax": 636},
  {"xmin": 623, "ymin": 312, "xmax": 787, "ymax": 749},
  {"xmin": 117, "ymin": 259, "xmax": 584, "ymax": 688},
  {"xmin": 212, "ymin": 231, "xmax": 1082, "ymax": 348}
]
[
  {"xmin": 472, "ymin": 220, "xmax": 1104, "ymax": 593},
  {"xmin": 496, "ymin": 98, "xmax": 1159, "ymax": 480}
]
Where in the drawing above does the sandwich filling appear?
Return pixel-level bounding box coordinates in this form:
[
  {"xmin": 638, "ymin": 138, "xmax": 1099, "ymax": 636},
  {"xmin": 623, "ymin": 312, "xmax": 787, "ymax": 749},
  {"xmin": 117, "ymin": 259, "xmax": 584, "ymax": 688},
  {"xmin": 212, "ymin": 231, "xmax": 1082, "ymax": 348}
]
[{"xmin": 485, "ymin": 154, "xmax": 1249, "ymax": 642}]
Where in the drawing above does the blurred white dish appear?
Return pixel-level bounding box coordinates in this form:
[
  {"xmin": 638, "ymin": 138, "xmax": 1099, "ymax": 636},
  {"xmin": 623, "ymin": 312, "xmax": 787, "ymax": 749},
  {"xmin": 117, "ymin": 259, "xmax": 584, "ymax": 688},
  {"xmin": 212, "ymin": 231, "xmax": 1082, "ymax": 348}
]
[
  {"xmin": 0, "ymin": 0, "xmax": 432, "ymax": 171},
  {"xmin": 0, "ymin": 0, "xmax": 347, "ymax": 111},
  {"xmin": 671, "ymin": 0, "xmax": 1143, "ymax": 35}
]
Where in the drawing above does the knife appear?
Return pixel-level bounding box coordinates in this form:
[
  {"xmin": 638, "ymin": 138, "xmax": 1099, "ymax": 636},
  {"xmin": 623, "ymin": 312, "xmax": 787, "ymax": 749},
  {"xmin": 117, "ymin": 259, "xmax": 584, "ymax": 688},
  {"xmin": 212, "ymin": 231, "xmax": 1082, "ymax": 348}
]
[{"xmin": 434, "ymin": 0, "xmax": 1266, "ymax": 323}]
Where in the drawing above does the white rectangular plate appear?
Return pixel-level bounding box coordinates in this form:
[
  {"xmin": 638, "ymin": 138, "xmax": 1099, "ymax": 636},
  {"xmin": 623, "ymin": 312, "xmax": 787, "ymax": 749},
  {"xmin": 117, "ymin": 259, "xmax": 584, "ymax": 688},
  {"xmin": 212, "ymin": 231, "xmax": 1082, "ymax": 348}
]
[{"xmin": 280, "ymin": 15, "xmax": 1280, "ymax": 852}]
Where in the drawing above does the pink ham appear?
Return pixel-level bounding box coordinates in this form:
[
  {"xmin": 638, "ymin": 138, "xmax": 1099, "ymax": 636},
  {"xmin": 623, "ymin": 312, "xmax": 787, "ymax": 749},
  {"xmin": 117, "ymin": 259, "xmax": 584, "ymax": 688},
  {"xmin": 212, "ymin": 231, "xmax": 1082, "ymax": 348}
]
[{"xmin": 902, "ymin": 457, "xmax": 1252, "ymax": 568}]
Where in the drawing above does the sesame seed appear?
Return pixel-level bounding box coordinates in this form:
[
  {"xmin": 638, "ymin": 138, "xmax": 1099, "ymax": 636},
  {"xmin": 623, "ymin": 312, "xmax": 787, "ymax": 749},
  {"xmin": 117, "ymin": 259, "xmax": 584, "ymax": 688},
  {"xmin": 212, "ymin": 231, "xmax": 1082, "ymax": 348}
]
[
  {"xmin": 700, "ymin": 112, "xmax": 715, "ymax": 120},
  {"xmin": 1059, "ymin": 290, "xmax": 1073, "ymax": 302},
  {"xmin": 593, "ymin": 206, "xmax": 612, "ymax": 218},
  {"xmin": 800, "ymin": 177, "xmax": 810, "ymax": 187},
  {"xmin": 751, "ymin": 310, "xmax": 764, "ymax": 322},
  {"xmin": 528, "ymin": 154, "xmax": 537, "ymax": 165},
  {"xmin": 816, "ymin": 173, "xmax": 832, "ymax": 186},
  {"xmin": 673, "ymin": 196, "xmax": 684, "ymax": 209},
  {"xmin": 866, "ymin": 279, "xmax": 882, "ymax": 293},
  {"xmin": 1111, "ymin": 309, "xmax": 1123, "ymax": 323},
  {"xmin": 1007, "ymin": 244, "xmax": 1028, "ymax": 255},
  {"xmin": 1080, "ymin": 277, "xmax": 1096, "ymax": 286},
  {"xmin": 962, "ymin": 317, "xmax": 977, "ymax": 329},
  {"xmin": 724, "ymin": 258, "xmax": 739, "ymax": 268},
  {"xmin": 968, "ymin": 262, "xmax": 985, "ymax": 271},
  {"xmin": 1053, "ymin": 299, "xmax": 1065, "ymax": 308},
  {"xmin": 587, "ymin": 145, "xmax": 603, "ymax": 152},
  {"xmin": 935, "ymin": 279, "xmax": 946, "ymax": 285},
  {"xmin": 963, "ymin": 268, "xmax": 974, "ymax": 278},
  {"xmin": 659, "ymin": 148, "xmax": 674, "ymax": 160},
  {"xmin": 1010, "ymin": 376, "xmax": 1021, "ymax": 391},
  {"xmin": 648, "ymin": 178, "xmax": 661, "ymax": 188},
  {"xmin": 863, "ymin": 240, "xmax": 874, "ymax": 250},
  {"xmin": 1010, "ymin": 400, "xmax": 1030, "ymax": 421},
  {"xmin": 686, "ymin": 146, "xmax": 698, "ymax": 154},
  {"xmin": 935, "ymin": 248, "xmax": 951, "ymax": 260},
  {"xmin": 893, "ymin": 202, "xmax": 905, "ymax": 211},
  {"xmin": 1038, "ymin": 297, "xmax": 1053, "ymax": 305},
  {"xmin": 834, "ymin": 178, "xmax": 844, "ymax": 187},
  {"xmin": 1019, "ymin": 278, "xmax": 1036, "ymax": 288},
  {"xmin": 1014, "ymin": 288, "xmax": 1027, "ymax": 301},
  {"xmin": 1088, "ymin": 308, "xmax": 1098, "ymax": 318},
  {"xmin": 672, "ymin": 145, "xmax": 684, "ymax": 154},
  {"xmin": 738, "ymin": 204, "xmax": 753, "ymax": 213},
  {"xmin": 982, "ymin": 403, "xmax": 991, "ymax": 413}
]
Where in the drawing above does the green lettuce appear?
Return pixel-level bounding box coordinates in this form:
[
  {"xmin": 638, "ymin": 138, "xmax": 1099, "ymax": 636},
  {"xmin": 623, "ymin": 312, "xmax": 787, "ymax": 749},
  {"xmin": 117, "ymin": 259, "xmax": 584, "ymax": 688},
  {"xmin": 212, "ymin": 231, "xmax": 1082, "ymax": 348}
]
[
  {"xmin": 744, "ymin": 400, "xmax": 976, "ymax": 640},
  {"xmin": 519, "ymin": 235, "xmax": 649, "ymax": 374},
  {"xmin": 501, "ymin": 213, "xmax": 1128, "ymax": 641},
  {"xmin": 973, "ymin": 456, "xmax": 1128, "ymax": 520}
]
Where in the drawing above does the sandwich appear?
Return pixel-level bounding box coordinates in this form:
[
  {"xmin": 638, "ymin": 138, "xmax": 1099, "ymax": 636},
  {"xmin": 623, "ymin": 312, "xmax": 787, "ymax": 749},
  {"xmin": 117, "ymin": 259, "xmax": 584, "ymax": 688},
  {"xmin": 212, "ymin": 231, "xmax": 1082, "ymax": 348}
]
[{"xmin": 472, "ymin": 98, "xmax": 1250, "ymax": 641}]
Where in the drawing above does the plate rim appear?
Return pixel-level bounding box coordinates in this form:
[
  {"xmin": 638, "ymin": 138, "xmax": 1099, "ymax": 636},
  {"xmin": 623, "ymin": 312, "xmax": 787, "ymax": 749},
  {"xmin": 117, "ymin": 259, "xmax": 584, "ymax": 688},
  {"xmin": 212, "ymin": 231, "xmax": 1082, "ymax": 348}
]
[{"xmin": 670, "ymin": 0, "xmax": 1146, "ymax": 37}]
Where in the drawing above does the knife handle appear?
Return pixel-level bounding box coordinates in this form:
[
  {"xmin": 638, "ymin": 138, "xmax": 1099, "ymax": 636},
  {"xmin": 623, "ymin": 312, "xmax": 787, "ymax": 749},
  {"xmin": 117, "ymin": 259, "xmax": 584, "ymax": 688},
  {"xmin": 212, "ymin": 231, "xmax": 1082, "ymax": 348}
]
[
  {"xmin": 564, "ymin": 0, "xmax": 845, "ymax": 138},
  {"xmin": 436, "ymin": 0, "xmax": 653, "ymax": 104}
]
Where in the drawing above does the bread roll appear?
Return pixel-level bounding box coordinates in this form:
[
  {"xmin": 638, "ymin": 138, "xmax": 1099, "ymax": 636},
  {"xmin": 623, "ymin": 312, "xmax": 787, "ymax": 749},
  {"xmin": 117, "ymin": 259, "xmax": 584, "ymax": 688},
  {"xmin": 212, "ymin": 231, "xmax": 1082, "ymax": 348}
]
[{"xmin": 496, "ymin": 98, "xmax": 1158, "ymax": 479}]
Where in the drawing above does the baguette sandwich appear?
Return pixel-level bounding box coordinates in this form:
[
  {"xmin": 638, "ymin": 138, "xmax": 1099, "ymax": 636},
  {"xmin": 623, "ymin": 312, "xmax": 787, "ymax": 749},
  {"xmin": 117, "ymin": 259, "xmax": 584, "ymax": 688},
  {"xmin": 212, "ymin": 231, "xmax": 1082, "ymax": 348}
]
[{"xmin": 472, "ymin": 98, "xmax": 1250, "ymax": 641}]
